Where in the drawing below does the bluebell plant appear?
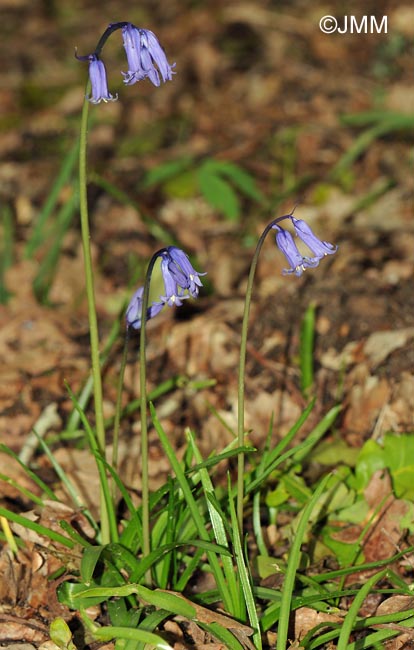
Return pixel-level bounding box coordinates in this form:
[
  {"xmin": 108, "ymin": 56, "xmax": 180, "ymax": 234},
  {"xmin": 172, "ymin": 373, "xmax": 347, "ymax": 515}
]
[
  {"xmin": 124, "ymin": 246, "xmax": 205, "ymax": 563},
  {"xmin": 77, "ymin": 22, "xmax": 174, "ymax": 103},
  {"xmin": 124, "ymin": 211, "xmax": 337, "ymax": 538},
  {"xmin": 236, "ymin": 211, "xmax": 337, "ymax": 529},
  {"xmin": 75, "ymin": 21, "xmax": 175, "ymax": 546}
]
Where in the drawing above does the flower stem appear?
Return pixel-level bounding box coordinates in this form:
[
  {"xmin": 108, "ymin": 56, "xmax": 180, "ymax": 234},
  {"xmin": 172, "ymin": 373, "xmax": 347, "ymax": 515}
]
[
  {"xmin": 237, "ymin": 216, "xmax": 290, "ymax": 533},
  {"xmin": 111, "ymin": 332, "xmax": 129, "ymax": 500},
  {"xmin": 79, "ymin": 88, "xmax": 110, "ymax": 544},
  {"xmin": 139, "ymin": 252, "xmax": 163, "ymax": 578}
]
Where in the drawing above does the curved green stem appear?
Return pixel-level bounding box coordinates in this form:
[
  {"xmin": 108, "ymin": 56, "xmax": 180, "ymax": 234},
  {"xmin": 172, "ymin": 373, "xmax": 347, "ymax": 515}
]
[
  {"xmin": 139, "ymin": 252, "xmax": 164, "ymax": 574},
  {"xmin": 79, "ymin": 87, "xmax": 110, "ymax": 544},
  {"xmin": 111, "ymin": 332, "xmax": 129, "ymax": 499},
  {"xmin": 236, "ymin": 215, "xmax": 290, "ymax": 533}
]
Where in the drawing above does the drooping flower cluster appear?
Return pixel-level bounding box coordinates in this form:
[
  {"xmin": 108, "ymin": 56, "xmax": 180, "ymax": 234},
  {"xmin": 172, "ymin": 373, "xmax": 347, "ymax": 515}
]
[
  {"xmin": 77, "ymin": 22, "xmax": 175, "ymax": 104},
  {"xmin": 126, "ymin": 247, "xmax": 206, "ymax": 330},
  {"xmin": 273, "ymin": 215, "xmax": 337, "ymax": 277}
]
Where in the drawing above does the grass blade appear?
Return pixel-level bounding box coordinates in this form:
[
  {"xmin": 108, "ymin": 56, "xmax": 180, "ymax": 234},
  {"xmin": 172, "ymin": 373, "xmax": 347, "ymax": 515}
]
[
  {"xmin": 186, "ymin": 428, "xmax": 243, "ymax": 620},
  {"xmin": 337, "ymin": 569, "xmax": 387, "ymax": 650},
  {"xmin": 0, "ymin": 506, "xmax": 75, "ymax": 549},
  {"xmin": 33, "ymin": 189, "xmax": 78, "ymax": 303},
  {"xmin": 25, "ymin": 139, "xmax": 79, "ymax": 259},
  {"xmin": 300, "ymin": 302, "xmax": 316, "ymax": 396},
  {"xmin": 0, "ymin": 443, "xmax": 56, "ymax": 501},
  {"xmin": 65, "ymin": 384, "xmax": 118, "ymax": 543},
  {"xmin": 0, "ymin": 204, "xmax": 14, "ymax": 303},
  {"xmin": 33, "ymin": 430, "xmax": 99, "ymax": 536},
  {"xmin": 150, "ymin": 403, "xmax": 232, "ymax": 613},
  {"xmin": 227, "ymin": 474, "xmax": 262, "ymax": 649},
  {"xmin": 276, "ymin": 474, "xmax": 331, "ymax": 650}
]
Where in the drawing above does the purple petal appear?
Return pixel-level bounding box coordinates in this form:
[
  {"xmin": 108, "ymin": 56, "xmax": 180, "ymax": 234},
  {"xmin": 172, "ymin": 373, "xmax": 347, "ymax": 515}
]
[
  {"xmin": 167, "ymin": 246, "xmax": 206, "ymax": 298},
  {"xmin": 291, "ymin": 217, "xmax": 338, "ymax": 259},
  {"xmin": 121, "ymin": 23, "xmax": 175, "ymax": 87},
  {"xmin": 126, "ymin": 286, "xmax": 163, "ymax": 330},
  {"xmin": 160, "ymin": 256, "xmax": 188, "ymax": 307},
  {"xmin": 274, "ymin": 226, "xmax": 319, "ymax": 277},
  {"xmin": 87, "ymin": 55, "xmax": 117, "ymax": 104}
]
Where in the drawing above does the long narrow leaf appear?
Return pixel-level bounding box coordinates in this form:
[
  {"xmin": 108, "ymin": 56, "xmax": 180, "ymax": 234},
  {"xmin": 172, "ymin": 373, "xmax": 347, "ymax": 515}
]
[
  {"xmin": 0, "ymin": 472, "xmax": 45, "ymax": 506},
  {"xmin": 186, "ymin": 444, "xmax": 255, "ymax": 474},
  {"xmin": 88, "ymin": 623, "xmax": 173, "ymax": 649},
  {"xmin": 292, "ymin": 404, "xmax": 341, "ymax": 463},
  {"xmin": 187, "ymin": 428, "xmax": 242, "ymax": 620},
  {"xmin": 276, "ymin": 474, "xmax": 331, "ymax": 650},
  {"xmin": 0, "ymin": 506, "xmax": 75, "ymax": 549},
  {"xmin": 33, "ymin": 430, "xmax": 99, "ymax": 535},
  {"xmin": 25, "ymin": 139, "xmax": 79, "ymax": 258},
  {"xmin": 228, "ymin": 475, "xmax": 262, "ymax": 650},
  {"xmin": 33, "ymin": 189, "xmax": 78, "ymax": 303},
  {"xmin": 0, "ymin": 204, "xmax": 14, "ymax": 303},
  {"xmin": 336, "ymin": 569, "xmax": 387, "ymax": 650},
  {"xmin": 150, "ymin": 403, "xmax": 232, "ymax": 613},
  {"xmin": 252, "ymin": 399, "xmax": 315, "ymax": 480},
  {"xmin": 0, "ymin": 443, "xmax": 56, "ymax": 501},
  {"xmin": 300, "ymin": 302, "xmax": 316, "ymax": 396},
  {"xmin": 203, "ymin": 159, "xmax": 265, "ymax": 203},
  {"xmin": 65, "ymin": 384, "xmax": 118, "ymax": 543}
]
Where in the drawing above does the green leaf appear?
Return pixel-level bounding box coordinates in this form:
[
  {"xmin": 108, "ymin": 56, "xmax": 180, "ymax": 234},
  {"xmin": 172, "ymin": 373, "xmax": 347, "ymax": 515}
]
[
  {"xmin": 300, "ymin": 302, "xmax": 316, "ymax": 396},
  {"xmin": 281, "ymin": 473, "xmax": 312, "ymax": 504},
  {"xmin": 58, "ymin": 581, "xmax": 107, "ymax": 609},
  {"xmin": 49, "ymin": 618, "xmax": 77, "ymax": 650},
  {"xmin": 203, "ymin": 159, "xmax": 265, "ymax": 203},
  {"xmin": 322, "ymin": 527, "xmax": 364, "ymax": 568},
  {"xmin": 187, "ymin": 429, "xmax": 242, "ymax": 620},
  {"xmin": 0, "ymin": 204, "xmax": 14, "ymax": 303},
  {"xmin": 142, "ymin": 157, "xmax": 192, "ymax": 188},
  {"xmin": 0, "ymin": 506, "xmax": 74, "ymax": 549},
  {"xmin": 265, "ymin": 482, "xmax": 290, "ymax": 508},
  {"xmin": 383, "ymin": 433, "xmax": 414, "ymax": 498},
  {"xmin": 197, "ymin": 166, "xmax": 240, "ymax": 220},
  {"xmin": 81, "ymin": 546, "xmax": 106, "ymax": 584},
  {"xmin": 139, "ymin": 586, "xmax": 197, "ymax": 619},
  {"xmin": 352, "ymin": 439, "xmax": 386, "ymax": 492},
  {"xmin": 199, "ymin": 622, "xmax": 246, "ymax": 650},
  {"xmin": 150, "ymin": 403, "xmax": 231, "ymax": 612},
  {"xmin": 228, "ymin": 476, "xmax": 262, "ymax": 649},
  {"xmin": 276, "ymin": 475, "xmax": 331, "ymax": 650},
  {"xmin": 292, "ymin": 404, "xmax": 342, "ymax": 463},
  {"xmin": 337, "ymin": 569, "xmax": 387, "ymax": 649},
  {"xmin": 310, "ymin": 439, "xmax": 359, "ymax": 467},
  {"xmin": 186, "ymin": 445, "xmax": 255, "ymax": 474}
]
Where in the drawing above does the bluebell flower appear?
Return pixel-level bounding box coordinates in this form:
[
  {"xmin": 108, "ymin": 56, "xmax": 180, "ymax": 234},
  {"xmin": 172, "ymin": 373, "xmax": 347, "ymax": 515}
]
[
  {"xmin": 291, "ymin": 217, "xmax": 338, "ymax": 260},
  {"xmin": 274, "ymin": 226, "xmax": 320, "ymax": 277},
  {"xmin": 159, "ymin": 253, "xmax": 188, "ymax": 307},
  {"xmin": 126, "ymin": 286, "xmax": 163, "ymax": 330},
  {"xmin": 85, "ymin": 55, "xmax": 117, "ymax": 104},
  {"xmin": 167, "ymin": 246, "xmax": 205, "ymax": 298},
  {"xmin": 126, "ymin": 247, "xmax": 205, "ymax": 330},
  {"xmin": 121, "ymin": 23, "xmax": 175, "ymax": 87}
]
